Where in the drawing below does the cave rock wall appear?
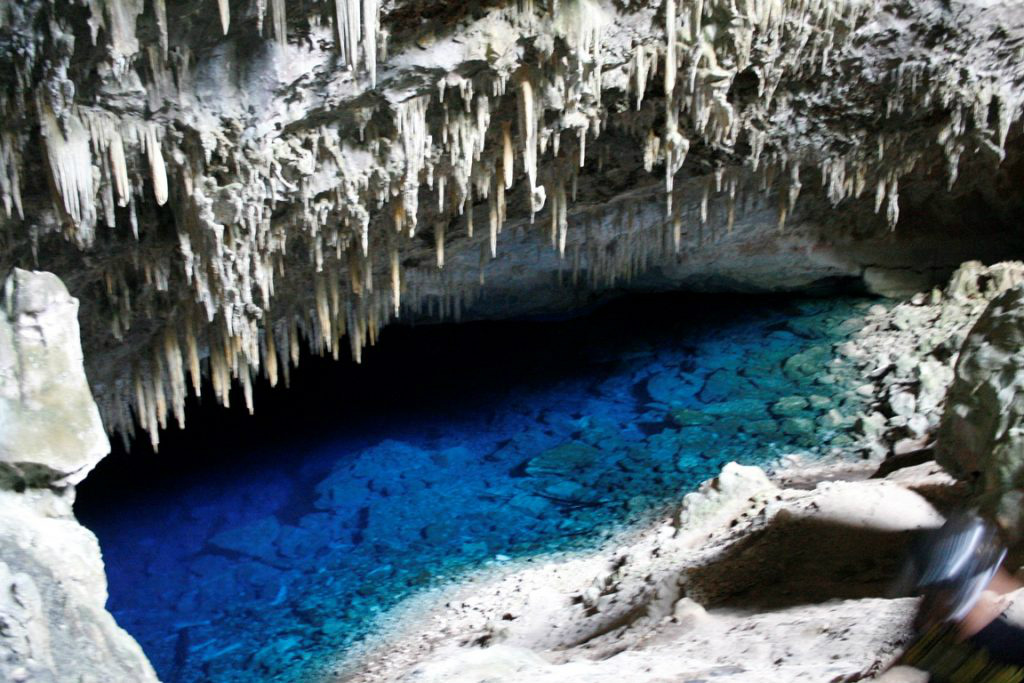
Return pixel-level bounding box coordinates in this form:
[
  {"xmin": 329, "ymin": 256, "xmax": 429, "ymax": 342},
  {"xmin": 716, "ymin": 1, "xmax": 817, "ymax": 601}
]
[{"xmin": 2, "ymin": 0, "xmax": 1024, "ymax": 443}]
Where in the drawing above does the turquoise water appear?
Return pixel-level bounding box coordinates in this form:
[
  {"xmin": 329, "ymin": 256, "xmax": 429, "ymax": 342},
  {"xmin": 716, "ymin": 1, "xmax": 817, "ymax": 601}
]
[{"xmin": 76, "ymin": 294, "xmax": 870, "ymax": 683}]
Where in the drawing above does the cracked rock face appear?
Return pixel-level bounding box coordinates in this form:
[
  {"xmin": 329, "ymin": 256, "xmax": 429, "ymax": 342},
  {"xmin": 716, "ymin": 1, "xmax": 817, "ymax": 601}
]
[{"xmin": 3, "ymin": 0, "xmax": 1024, "ymax": 444}]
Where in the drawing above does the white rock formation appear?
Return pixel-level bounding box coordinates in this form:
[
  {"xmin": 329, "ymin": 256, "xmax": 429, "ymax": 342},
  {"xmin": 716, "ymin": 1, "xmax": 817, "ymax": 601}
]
[
  {"xmin": 0, "ymin": 268, "xmax": 158, "ymax": 683},
  {"xmin": 0, "ymin": 269, "xmax": 109, "ymax": 487},
  {"xmin": 3, "ymin": 0, "xmax": 1024, "ymax": 445}
]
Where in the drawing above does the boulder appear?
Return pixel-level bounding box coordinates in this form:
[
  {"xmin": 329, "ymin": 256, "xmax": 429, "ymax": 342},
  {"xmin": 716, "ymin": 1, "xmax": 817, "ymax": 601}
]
[
  {"xmin": 0, "ymin": 489, "xmax": 158, "ymax": 683},
  {"xmin": 526, "ymin": 442, "xmax": 602, "ymax": 477},
  {"xmin": 937, "ymin": 284, "xmax": 1024, "ymax": 540},
  {"xmin": 771, "ymin": 396, "xmax": 809, "ymax": 417},
  {"xmin": 0, "ymin": 269, "xmax": 108, "ymax": 488}
]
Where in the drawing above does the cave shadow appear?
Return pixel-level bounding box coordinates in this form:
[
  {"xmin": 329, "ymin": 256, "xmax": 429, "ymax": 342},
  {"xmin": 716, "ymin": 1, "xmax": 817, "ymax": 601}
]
[{"xmin": 682, "ymin": 517, "xmax": 922, "ymax": 612}]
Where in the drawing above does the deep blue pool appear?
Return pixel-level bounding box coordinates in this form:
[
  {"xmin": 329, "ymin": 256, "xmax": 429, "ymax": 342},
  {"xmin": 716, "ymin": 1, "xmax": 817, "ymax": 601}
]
[{"xmin": 76, "ymin": 293, "xmax": 871, "ymax": 683}]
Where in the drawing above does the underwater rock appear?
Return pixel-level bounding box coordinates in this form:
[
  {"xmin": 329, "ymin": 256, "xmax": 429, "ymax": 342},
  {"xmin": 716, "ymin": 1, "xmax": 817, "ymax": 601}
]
[
  {"xmin": 0, "ymin": 269, "xmax": 108, "ymax": 488},
  {"xmin": 669, "ymin": 408, "xmax": 715, "ymax": 427},
  {"xmin": 780, "ymin": 417, "xmax": 815, "ymax": 438},
  {"xmin": 783, "ymin": 345, "xmax": 832, "ymax": 382},
  {"xmin": 646, "ymin": 370, "xmax": 700, "ymax": 405},
  {"xmin": 526, "ymin": 442, "xmax": 602, "ymax": 477},
  {"xmin": 209, "ymin": 515, "xmax": 283, "ymax": 563},
  {"xmin": 698, "ymin": 369, "xmax": 757, "ymax": 404},
  {"xmin": 508, "ymin": 494, "xmax": 551, "ymax": 517},
  {"xmin": 315, "ymin": 471, "xmax": 374, "ymax": 511},
  {"xmin": 770, "ymin": 396, "xmax": 809, "ymax": 417}
]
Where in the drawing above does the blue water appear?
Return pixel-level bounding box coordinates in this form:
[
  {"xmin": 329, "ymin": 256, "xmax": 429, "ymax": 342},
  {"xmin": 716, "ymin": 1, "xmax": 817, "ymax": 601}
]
[{"xmin": 76, "ymin": 294, "xmax": 871, "ymax": 683}]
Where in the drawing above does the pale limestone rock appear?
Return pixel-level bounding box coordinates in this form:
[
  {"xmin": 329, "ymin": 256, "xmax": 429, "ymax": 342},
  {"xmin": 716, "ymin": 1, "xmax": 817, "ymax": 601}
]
[
  {"xmin": 0, "ymin": 269, "xmax": 108, "ymax": 488},
  {"xmin": 0, "ymin": 489, "xmax": 158, "ymax": 683},
  {"xmin": 0, "ymin": 269, "xmax": 158, "ymax": 682}
]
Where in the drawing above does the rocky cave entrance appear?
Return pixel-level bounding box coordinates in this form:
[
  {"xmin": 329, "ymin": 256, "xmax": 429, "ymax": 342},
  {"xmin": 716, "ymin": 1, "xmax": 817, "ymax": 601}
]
[{"xmin": 75, "ymin": 288, "xmax": 879, "ymax": 683}]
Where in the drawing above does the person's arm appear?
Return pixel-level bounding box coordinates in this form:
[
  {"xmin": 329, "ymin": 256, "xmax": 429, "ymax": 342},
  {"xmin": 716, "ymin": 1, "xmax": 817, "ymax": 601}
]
[{"xmin": 957, "ymin": 567, "xmax": 1023, "ymax": 639}]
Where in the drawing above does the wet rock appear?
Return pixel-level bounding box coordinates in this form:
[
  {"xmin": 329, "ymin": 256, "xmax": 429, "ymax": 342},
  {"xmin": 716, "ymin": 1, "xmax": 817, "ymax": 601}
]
[
  {"xmin": 771, "ymin": 396, "xmax": 809, "ymax": 417},
  {"xmin": 780, "ymin": 417, "xmax": 815, "ymax": 437},
  {"xmin": 743, "ymin": 420, "xmax": 780, "ymax": 437},
  {"xmin": 351, "ymin": 440, "xmax": 435, "ymax": 479},
  {"xmin": 543, "ymin": 480, "xmax": 589, "ymax": 501},
  {"xmin": 783, "ymin": 345, "xmax": 831, "ymax": 382},
  {"xmin": 209, "ymin": 516, "xmax": 282, "ymax": 563},
  {"xmin": 808, "ymin": 395, "xmax": 833, "ymax": 411},
  {"xmin": 277, "ymin": 524, "xmax": 324, "ymax": 560},
  {"xmin": 670, "ymin": 408, "xmax": 714, "ymax": 427},
  {"xmin": 703, "ymin": 399, "xmax": 771, "ymax": 420},
  {"xmin": 646, "ymin": 371, "xmax": 700, "ymax": 405},
  {"xmin": 508, "ymin": 494, "xmax": 550, "ymax": 517},
  {"xmin": 818, "ymin": 409, "xmax": 854, "ymax": 430},
  {"xmin": 314, "ymin": 472, "xmax": 373, "ymax": 511},
  {"xmin": 698, "ymin": 369, "xmax": 755, "ymax": 404},
  {"xmin": 527, "ymin": 442, "xmax": 602, "ymax": 477}
]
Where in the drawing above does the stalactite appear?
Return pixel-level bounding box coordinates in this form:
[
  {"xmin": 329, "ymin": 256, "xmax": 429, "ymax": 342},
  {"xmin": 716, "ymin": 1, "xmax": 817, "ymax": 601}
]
[
  {"xmin": 488, "ymin": 180, "xmax": 498, "ymax": 258},
  {"xmin": 517, "ymin": 78, "xmax": 538, "ymax": 212},
  {"xmin": 145, "ymin": 126, "xmax": 168, "ymax": 206},
  {"xmin": 363, "ymin": 0, "xmax": 378, "ymax": 86},
  {"xmin": 154, "ymin": 0, "xmax": 169, "ymax": 57},
  {"xmin": 0, "ymin": 132, "xmax": 24, "ymax": 219},
  {"xmin": 502, "ymin": 121, "xmax": 514, "ymax": 189},
  {"xmin": 9, "ymin": 0, "xmax": 1018, "ymax": 447},
  {"xmin": 271, "ymin": 0, "xmax": 287, "ymax": 47},
  {"xmin": 217, "ymin": 0, "xmax": 230, "ymax": 35},
  {"xmin": 264, "ymin": 324, "xmax": 279, "ymax": 388},
  {"xmin": 390, "ymin": 241, "xmax": 401, "ymax": 314},
  {"xmin": 435, "ymin": 220, "xmax": 445, "ymax": 268},
  {"xmin": 336, "ymin": 0, "xmax": 361, "ymax": 70},
  {"xmin": 664, "ymin": 0, "xmax": 676, "ymax": 98}
]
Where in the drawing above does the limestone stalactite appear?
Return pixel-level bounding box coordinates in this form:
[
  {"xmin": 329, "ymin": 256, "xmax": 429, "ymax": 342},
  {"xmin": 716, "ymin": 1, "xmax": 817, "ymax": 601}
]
[{"xmin": 1, "ymin": 0, "xmax": 1022, "ymax": 445}]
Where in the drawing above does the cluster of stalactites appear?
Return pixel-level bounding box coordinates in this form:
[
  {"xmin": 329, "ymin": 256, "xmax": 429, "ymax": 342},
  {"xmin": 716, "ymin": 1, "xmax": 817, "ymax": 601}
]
[
  {"xmin": 634, "ymin": 0, "xmax": 1024, "ymax": 233},
  {"xmin": 9, "ymin": 0, "xmax": 1024, "ymax": 447}
]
